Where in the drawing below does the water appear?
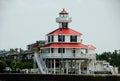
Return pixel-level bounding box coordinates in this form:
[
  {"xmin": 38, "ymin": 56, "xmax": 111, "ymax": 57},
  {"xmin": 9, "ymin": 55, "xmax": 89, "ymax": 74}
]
[{"xmin": 0, "ymin": 73, "xmax": 119, "ymax": 81}]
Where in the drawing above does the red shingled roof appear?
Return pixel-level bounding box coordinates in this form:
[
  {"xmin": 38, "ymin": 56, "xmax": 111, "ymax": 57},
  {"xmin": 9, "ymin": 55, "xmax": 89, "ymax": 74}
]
[
  {"xmin": 42, "ymin": 42, "xmax": 87, "ymax": 48},
  {"xmin": 47, "ymin": 28, "xmax": 82, "ymax": 35},
  {"xmin": 59, "ymin": 8, "xmax": 68, "ymax": 14},
  {"xmin": 42, "ymin": 43, "xmax": 96, "ymax": 49},
  {"xmin": 87, "ymin": 45, "xmax": 96, "ymax": 49}
]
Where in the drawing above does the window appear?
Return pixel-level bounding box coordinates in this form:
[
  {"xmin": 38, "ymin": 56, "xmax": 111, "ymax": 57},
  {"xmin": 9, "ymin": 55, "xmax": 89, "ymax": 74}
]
[
  {"xmin": 48, "ymin": 36, "xmax": 50, "ymax": 42},
  {"xmin": 60, "ymin": 14, "xmax": 64, "ymax": 17},
  {"xmin": 58, "ymin": 48, "xmax": 65, "ymax": 53},
  {"xmin": 48, "ymin": 48, "xmax": 50, "ymax": 53},
  {"xmin": 58, "ymin": 35, "xmax": 65, "ymax": 42},
  {"xmin": 81, "ymin": 49, "xmax": 85, "ymax": 54},
  {"xmin": 51, "ymin": 48, "xmax": 54, "ymax": 53},
  {"xmin": 85, "ymin": 49, "xmax": 88, "ymax": 54},
  {"xmin": 60, "ymin": 14, "xmax": 68, "ymax": 17},
  {"xmin": 51, "ymin": 35, "xmax": 54, "ymax": 42},
  {"xmin": 70, "ymin": 35, "xmax": 77, "ymax": 42},
  {"xmin": 64, "ymin": 14, "xmax": 68, "ymax": 17},
  {"xmin": 72, "ymin": 48, "xmax": 76, "ymax": 54},
  {"xmin": 48, "ymin": 35, "xmax": 54, "ymax": 43},
  {"xmin": 72, "ymin": 48, "xmax": 76, "ymax": 57},
  {"xmin": 48, "ymin": 48, "xmax": 54, "ymax": 53},
  {"xmin": 62, "ymin": 23, "xmax": 68, "ymax": 28}
]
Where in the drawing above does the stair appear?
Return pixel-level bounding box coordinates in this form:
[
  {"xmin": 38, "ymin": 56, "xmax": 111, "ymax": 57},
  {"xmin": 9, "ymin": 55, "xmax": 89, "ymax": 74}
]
[{"xmin": 34, "ymin": 52, "xmax": 48, "ymax": 74}]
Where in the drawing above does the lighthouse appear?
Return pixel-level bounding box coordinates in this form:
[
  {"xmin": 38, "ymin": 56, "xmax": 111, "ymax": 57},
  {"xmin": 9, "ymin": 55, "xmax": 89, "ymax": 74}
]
[
  {"xmin": 36, "ymin": 9, "xmax": 96, "ymax": 74},
  {"xmin": 32, "ymin": 9, "xmax": 118, "ymax": 74}
]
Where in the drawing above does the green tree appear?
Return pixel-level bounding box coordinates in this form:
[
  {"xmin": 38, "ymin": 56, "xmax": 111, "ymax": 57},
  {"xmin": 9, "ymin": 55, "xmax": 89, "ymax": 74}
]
[
  {"xmin": 110, "ymin": 50, "xmax": 119, "ymax": 66},
  {"xmin": 10, "ymin": 60, "xmax": 33, "ymax": 70},
  {"xmin": 20, "ymin": 62, "xmax": 33, "ymax": 69},
  {"xmin": 15, "ymin": 48, "xmax": 18, "ymax": 53},
  {"xmin": 96, "ymin": 50, "xmax": 120, "ymax": 67},
  {"xmin": 10, "ymin": 60, "xmax": 22, "ymax": 70},
  {"xmin": 0, "ymin": 60, "xmax": 7, "ymax": 72}
]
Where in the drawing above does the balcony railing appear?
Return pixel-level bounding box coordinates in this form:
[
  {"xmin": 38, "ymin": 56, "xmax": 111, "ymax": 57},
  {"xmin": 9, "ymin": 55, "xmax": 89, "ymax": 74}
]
[
  {"xmin": 42, "ymin": 53, "xmax": 96, "ymax": 60},
  {"xmin": 56, "ymin": 17, "xmax": 72, "ymax": 23}
]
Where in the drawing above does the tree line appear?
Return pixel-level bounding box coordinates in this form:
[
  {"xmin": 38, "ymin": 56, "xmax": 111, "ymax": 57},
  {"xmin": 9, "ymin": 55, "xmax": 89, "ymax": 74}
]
[
  {"xmin": 96, "ymin": 50, "xmax": 120, "ymax": 70},
  {"xmin": 0, "ymin": 59, "xmax": 33, "ymax": 73},
  {"xmin": 0, "ymin": 49, "xmax": 120, "ymax": 73}
]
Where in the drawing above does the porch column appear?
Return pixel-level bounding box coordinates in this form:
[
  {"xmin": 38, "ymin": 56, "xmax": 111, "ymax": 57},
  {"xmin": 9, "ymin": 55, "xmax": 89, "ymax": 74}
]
[
  {"xmin": 87, "ymin": 66, "xmax": 89, "ymax": 74},
  {"xmin": 66, "ymin": 60, "xmax": 69, "ymax": 74},
  {"xmin": 75, "ymin": 60, "xmax": 77, "ymax": 74},
  {"xmin": 54, "ymin": 59, "xmax": 56, "ymax": 74},
  {"xmin": 91, "ymin": 60, "xmax": 95, "ymax": 74},
  {"xmin": 50, "ymin": 59, "xmax": 52, "ymax": 73},
  {"xmin": 71, "ymin": 60, "xmax": 72, "ymax": 72},
  {"xmin": 33, "ymin": 56, "xmax": 36, "ymax": 69},
  {"xmin": 87, "ymin": 60, "xmax": 90, "ymax": 74},
  {"xmin": 79, "ymin": 61, "xmax": 81, "ymax": 74}
]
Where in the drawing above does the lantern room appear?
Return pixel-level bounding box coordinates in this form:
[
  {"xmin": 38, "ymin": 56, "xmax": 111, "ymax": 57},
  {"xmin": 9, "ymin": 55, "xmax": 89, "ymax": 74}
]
[{"xmin": 56, "ymin": 9, "xmax": 72, "ymax": 28}]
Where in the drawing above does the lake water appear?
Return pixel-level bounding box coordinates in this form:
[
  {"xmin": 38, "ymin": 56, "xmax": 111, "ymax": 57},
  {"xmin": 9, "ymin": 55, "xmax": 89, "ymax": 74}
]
[{"xmin": 0, "ymin": 73, "xmax": 119, "ymax": 81}]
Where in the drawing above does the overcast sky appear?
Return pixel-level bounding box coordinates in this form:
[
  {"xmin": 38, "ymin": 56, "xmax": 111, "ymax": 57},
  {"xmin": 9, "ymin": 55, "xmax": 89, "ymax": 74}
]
[{"xmin": 0, "ymin": 0, "xmax": 120, "ymax": 53}]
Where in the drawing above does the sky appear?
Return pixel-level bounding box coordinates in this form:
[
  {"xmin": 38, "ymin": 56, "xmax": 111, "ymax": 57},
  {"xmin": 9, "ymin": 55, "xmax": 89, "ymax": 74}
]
[{"xmin": 0, "ymin": 0, "xmax": 120, "ymax": 53}]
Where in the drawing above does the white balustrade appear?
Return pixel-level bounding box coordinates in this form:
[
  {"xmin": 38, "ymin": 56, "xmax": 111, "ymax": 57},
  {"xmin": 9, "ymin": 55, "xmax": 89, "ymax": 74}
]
[
  {"xmin": 56, "ymin": 17, "xmax": 72, "ymax": 23},
  {"xmin": 42, "ymin": 53, "xmax": 96, "ymax": 59}
]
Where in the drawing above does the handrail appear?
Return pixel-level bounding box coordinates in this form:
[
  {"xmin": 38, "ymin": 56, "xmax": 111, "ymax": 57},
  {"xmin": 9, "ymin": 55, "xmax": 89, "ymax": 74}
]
[
  {"xmin": 42, "ymin": 53, "xmax": 96, "ymax": 59},
  {"xmin": 34, "ymin": 52, "xmax": 48, "ymax": 74}
]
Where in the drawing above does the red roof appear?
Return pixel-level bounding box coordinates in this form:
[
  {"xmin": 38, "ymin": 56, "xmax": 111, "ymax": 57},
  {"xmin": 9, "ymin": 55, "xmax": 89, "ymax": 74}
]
[
  {"xmin": 32, "ymin": 43, "xmax": 38, "ymax": 48},
  {"xmin": 87, "ymin": 45, "xmax": 96, "ymax": 49},
  {"xmin": 59, "ymin": 8, "xmax": 68, "ymax": 14},
  {"xmin": 42, "ymin": 42, "xmax": 87, "ymax": 48},
  {"xmin": 47, "ymin": 28, "xmax": 82, "ymax": 35},
  {"xmin": 42, "ymin": 43, "xmax": 96, "ymax": 49}
]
